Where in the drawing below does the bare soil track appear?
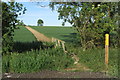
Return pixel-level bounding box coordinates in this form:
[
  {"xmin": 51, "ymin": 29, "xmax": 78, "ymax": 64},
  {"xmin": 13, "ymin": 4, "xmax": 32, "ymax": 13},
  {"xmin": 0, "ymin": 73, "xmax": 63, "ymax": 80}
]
[
  {"xmin": 25, "ymin": 26, "xmax": 52, "ymax": 42},
  {"xmin": 3, "ymin": 70, "xmax": 111, "ymax": 78}
]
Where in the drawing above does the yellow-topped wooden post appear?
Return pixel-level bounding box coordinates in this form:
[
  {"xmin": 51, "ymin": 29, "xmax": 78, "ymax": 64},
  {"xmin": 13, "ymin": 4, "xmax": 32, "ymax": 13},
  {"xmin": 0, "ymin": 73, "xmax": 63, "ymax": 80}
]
[{"xmin": 105, "ymin": 34, "xmax": 109, "ymax": 65}]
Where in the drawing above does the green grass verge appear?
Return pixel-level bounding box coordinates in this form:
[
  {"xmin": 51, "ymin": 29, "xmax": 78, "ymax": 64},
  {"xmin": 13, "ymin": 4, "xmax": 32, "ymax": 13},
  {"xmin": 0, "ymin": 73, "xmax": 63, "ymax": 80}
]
[
  {"xmin": 30, "ymin": 26, "xmax": 77, "ymax": 42},
  {"xmin": 2, "ymin": 48, "xmax": 74, "ymax": 73},
  {"xmin": 66, "ymin": 44, "xmax": 118, "ymax": 77},
  {"xmin": 13, "ymin": 26, "xmax": 36, "ymax": 42}
]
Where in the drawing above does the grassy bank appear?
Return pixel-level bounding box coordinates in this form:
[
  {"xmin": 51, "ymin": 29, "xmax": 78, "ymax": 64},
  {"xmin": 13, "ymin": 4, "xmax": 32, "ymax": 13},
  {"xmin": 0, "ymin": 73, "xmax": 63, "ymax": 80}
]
[{"xmin": 66, "ymin": 43, "xmax": 118, "ymax": 77}]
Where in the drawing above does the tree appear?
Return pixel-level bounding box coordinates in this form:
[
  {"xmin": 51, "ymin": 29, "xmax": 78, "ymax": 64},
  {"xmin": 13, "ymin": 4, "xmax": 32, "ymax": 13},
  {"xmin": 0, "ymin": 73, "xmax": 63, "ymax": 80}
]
[
  {"xmin": 49, "ymin": 2, "xmax": 119, "ymax": 49},
  {"xmin": 2, "ymin": 2, "xmax": 26, "ymax": 54},
  {"xmin": 37, "ymin": 19, "xmax": 44, "ymax": 26},
  {"xmin": 17, "ymin": 20, "xmax": 25, "ymax": 26}
]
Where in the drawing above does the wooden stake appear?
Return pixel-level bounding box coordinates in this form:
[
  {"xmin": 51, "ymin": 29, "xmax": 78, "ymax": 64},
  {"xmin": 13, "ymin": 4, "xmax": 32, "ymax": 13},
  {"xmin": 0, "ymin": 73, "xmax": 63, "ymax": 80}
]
[
  {"xmin": 105, "ymin": 34, "xmax": 109, "ymax": 65},
  {"xmin": 105, "ymin": 45, "xmax": 109, "ymax": 65},
  {"xmin": 58, "ymin": 40, "xmax": 60, "ymax": 46},
  {"xmin": 61, "ymin": 41, "xmax": 66, "ymax": 52}
]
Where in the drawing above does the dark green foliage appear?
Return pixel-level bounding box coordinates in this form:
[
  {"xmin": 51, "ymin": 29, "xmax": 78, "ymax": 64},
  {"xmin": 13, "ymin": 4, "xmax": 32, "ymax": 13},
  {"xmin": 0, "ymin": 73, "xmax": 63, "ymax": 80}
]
[
  {"xmin": 17, "ymin": 20, "xmax": 25, "ymax": 26},
  {"xmin": 49, "ymin": 2, "xmax": 119, "ymax": 49},
  {"xmin": 37, "ymin": 19, "xmax": 44, "ymax": 26},
  {"xmin": 2, "ymin": 2, "xmax": 26, "ymax": 54},
  {"xmin": 2, "ymin": 48, "xmax": 74, "ymax": 73}
]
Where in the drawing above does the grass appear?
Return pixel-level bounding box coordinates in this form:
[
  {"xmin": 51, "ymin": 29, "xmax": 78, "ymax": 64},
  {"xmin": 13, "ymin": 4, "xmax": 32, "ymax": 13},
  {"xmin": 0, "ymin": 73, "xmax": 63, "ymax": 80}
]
[
  {"xmin": 10, "ymin": 25, "xmax": 118, "ymax": 77},
  {"xmin": 13, "ymin": 26, "xmax": 36, "ymax": 42},
  {"xmin": 2, "ymin": 48, "xmax": 74, "ymax": 73},
  {"xmin": 66, "ymin": 43, "xmax": 118, "ymax": 77},
  {"xmin": 30, "ymin": 26, "xmax": 77, "ymax": 42},
  {"xmin": 8, "ymin": 26, "xmax": 75, "ymax": 73}
]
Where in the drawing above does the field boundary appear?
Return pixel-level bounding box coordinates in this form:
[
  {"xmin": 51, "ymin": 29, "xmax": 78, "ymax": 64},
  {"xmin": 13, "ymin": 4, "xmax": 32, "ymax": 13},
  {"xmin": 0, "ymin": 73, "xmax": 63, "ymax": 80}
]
[
  {"xmin": 25, "ymin": 26, "xmax": 67, "ymax": 52},
  {"xmin": 25, "ymin": 26, "xmax": 83, "ymax": 70},
  {"xmin": 25, "ymin": 26, "xmax": 52, "ymax": 42}
]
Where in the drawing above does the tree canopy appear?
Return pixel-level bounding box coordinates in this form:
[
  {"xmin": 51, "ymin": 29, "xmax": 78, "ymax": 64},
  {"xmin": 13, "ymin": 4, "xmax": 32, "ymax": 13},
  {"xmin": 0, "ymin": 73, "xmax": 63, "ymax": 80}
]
[
  {"xmin": 37, "ymin": 19, "xmax": 44, "ymax": 26},
  {"xmin": 49, "ymin": 2, "xmax": 119, "ymax": 49},
  {"xmin": 17, "ymin": 20, "xmax": 25, "ymax": 26},
  {"xmin": 2, "ymin": 2, "xmax": 26, "ymax": 54}
]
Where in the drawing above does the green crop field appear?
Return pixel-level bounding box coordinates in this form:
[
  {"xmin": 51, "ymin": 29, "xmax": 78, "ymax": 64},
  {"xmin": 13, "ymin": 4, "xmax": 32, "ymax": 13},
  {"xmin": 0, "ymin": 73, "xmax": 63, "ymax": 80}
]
[
  {"xmin": 30, "ymin": 26, "xmax": 77, "ymax": 42},
  {"xmin": 13, "ymin": 26, "xmax": 36, "ymax": 42}
]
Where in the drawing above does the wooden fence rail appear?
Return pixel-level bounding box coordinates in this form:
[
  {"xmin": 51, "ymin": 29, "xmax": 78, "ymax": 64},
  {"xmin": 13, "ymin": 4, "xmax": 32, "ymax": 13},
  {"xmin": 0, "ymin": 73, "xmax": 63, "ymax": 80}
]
[{"xmin": 52, "ymin": 37, "xmax": 67, "ymax": 53}]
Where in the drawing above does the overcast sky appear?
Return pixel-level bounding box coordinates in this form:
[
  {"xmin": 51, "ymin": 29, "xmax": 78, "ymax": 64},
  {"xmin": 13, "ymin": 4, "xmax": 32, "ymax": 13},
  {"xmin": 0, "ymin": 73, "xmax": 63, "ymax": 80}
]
[{"xmin": 17, "ymin": 2, "xmax": 72, "ymax": 26}]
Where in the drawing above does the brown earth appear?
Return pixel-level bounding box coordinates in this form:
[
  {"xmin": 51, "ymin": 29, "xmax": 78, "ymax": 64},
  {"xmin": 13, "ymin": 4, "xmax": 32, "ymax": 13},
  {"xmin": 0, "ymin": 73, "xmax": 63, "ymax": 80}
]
[
  {"xmin": 3, "ymin": 70, "xmax": 111, "ymax": 78},
  {"xmin": 25, "ymin": 26, "xmax": 52, "ymax": 42}
]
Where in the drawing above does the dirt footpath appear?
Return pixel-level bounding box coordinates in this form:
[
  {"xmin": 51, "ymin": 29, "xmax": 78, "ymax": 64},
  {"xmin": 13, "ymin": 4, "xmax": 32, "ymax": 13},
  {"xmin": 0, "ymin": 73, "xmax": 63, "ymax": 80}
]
[
  {"xmin": 3, "ymin": 70, "xmax": 112, "ymax": 78},
  {"xmin": 25, "ymin": 26, "xmax": 52, "ymax": 42}
]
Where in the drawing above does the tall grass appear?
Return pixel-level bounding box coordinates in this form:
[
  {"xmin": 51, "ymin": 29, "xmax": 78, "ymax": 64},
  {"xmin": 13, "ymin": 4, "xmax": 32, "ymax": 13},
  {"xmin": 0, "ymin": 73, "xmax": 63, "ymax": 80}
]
[
  {"xmin": 2, "ymin": 48, "xmax": 74, "ymax": 73},
  {"xmin": 108, "ymin": 48, "xmax": 118, "ymax": 77},
  {"xmin": 66, "ymin": 43, "xmax": 118, "ymax": 77}
]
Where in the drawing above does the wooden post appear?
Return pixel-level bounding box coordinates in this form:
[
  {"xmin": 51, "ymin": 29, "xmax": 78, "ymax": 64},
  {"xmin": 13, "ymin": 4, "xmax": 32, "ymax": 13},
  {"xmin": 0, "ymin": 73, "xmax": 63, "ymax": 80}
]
[
  {"xmin": 105, "ymin": 34, "xmax": 109, "ymax": 66},
  {"xmin": 61, "ymin": 41, "xmax": 66, "ymax": 52},
  {"xmin": 58, "ymin": 40, "xmax": 60, "ymax": 46},
  {"xmin": 52, "ymin": 37, "xmax": 53, "ymax": 42}
]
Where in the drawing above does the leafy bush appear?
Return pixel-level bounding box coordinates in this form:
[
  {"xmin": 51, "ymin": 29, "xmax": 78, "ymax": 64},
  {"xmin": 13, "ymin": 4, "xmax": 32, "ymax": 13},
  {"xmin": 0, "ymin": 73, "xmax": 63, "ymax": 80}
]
[
  {"xmin": 2, "ymin": 48, "xmax": 74, "ymax": 73},
  {"xmin": 2, "ymin": 2, "xmax": 26, "ymax": 54}
]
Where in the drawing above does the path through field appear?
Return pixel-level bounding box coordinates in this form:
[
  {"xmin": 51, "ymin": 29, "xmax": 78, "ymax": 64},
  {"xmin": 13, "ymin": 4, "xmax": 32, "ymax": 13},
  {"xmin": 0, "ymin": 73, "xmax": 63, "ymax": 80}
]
[
  {"xmin": 25, "ymin": 26, "xmax": 52, "ymax": 42},
  {"xmin": 16, "ymin": 26, "xmax": 113, "ymax": 78},
  {"xmin": 25, "ymin": 26, "xmax": 66, "ymax": 52}
]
